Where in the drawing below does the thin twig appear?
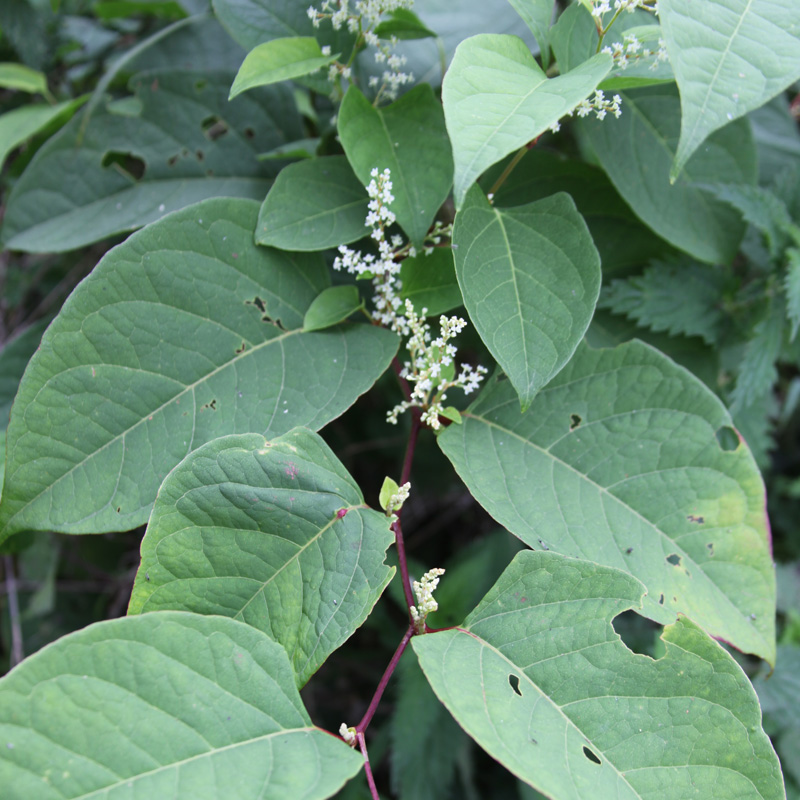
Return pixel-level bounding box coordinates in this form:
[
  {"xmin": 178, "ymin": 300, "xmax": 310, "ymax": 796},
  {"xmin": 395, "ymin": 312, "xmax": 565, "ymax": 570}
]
[
  {"xmin": 357, "ymin": 730, "xmax": 381, "ymax": 800},
  {"xmin": 3, "ymin": 555, "xmax": 24, "ymax": 667},
  {"xmin": 357, "ymin": 624, "xmax": 414, "ymax": 733}
]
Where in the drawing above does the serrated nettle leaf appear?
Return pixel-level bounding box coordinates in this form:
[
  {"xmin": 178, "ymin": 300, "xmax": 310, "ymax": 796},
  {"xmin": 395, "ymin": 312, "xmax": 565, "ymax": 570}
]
[
  {"xmin": 452, "ymin": 186, "xmax": 601, "ymax": 410},
  {"xmin": 484, "ymin": 149, "xmax": 675, "ymax": 274},
  {"xmin": 581, "ymin": 84, "xmax": 756, "ymax": 264},
  {"xmin": 1, "ymin": 71, "xmax": 300, "ymax": 253},
  {"xmin": 732, "ymin": 297, "xmax": 784, "ymax": 412},
  {"xmin": 0, "ymin": 612, "xmax": 364, "ymax": 800},
  {"xmin": 659, "ymin": 0, "xmax": 800, "ymax": 180},
  {"xmin": 399, "ymin": 248, "xmax": 463, "ymax": 316},
  {"xmin": 443, "ymin": 33, "xmax": 612, "ymax": 207},
  {"xmin": 413, "ymin": 550, "xmax": 784, "ymax": 800},
  {"xmin": 338, "ymin": 84, "xmax": 453, "ymax": 248},
  {"xmin": 229, "ymin": 37, "xmax": 338, "ymax": 99},
  {"xmin": 256, "ymin": 156, "xmax": 370, "ymax": 252},
  {"xmin": 785, "ymin": 249, "xmax": 800, "ymax": 341},
  {"xmin": 438, "ymin": 339, "xmax": 776, "ymax": 662},
  {"xmin": 128, "ymin": 429, "xmax": 395, "ymax": 687},
  {"xmin": 507, "ymin": 0, "xmax": 555, "ymax": 69},
  {"xmin": 598, "ymin": 258, "xmax": 727, "ymax": 345},
  {"xmin": 304, "ymin": 285, "xmax": 363, "ymax": 332},
  {"xmin": 0, "ymin": 198, "xmax": 398, "ymax": 541}
]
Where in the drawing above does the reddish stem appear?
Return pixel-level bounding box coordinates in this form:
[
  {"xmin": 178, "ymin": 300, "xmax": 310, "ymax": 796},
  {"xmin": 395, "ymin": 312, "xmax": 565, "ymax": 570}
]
[
  {"xmin": 357, "ymin": 730, "xmax": 380, "ymax": 800},
  {"xmin": 357, "ymin": 624, "xmax": 415, "ymax": 733}
]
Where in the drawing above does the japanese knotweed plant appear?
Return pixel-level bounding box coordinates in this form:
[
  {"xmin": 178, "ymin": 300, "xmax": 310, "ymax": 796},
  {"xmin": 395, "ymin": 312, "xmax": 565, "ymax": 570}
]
[{"xmin": 0, "ymin": 0, "xmax": 799, "ymax": 798}]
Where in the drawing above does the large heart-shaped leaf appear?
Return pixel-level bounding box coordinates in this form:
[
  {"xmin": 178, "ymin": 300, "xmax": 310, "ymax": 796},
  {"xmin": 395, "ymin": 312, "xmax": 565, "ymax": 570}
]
[
  {"xmin": 452, "ymin": 186, "xmax": 600, "ymax": 410},
  {"xmin": 0, "ymin": 198, "xmax": 398, "ymax": 542},
  {"xmin": 128, "ymin": 428, "xmax": 395, "ymax": 687},
  {"xmin": 338, "ymin": 84, "xmax": 453, "ymax": 248},
  {"xmin": 0, "ymin": 612, "xmax": 363, "ymax": 800},
  {"xmin": 438, "ymin": 339, "xmax": 775, "ymax": 663},
  {"xmin": 1, "ymin": 71, "xmax": 299, "ymax": 253},
  {"xmin": 442, "ymin": 33, "xmax": 612, "ymax": 207},
  {"xmin": 660, "ymin": 0, "xmax": 800, "ymax": 180},
  {"xmin": 580, "ymin": 84, "xmax": 756, "ymax": 264},
  {"xmin": 255, "ymin": 156, "xmax": 370, "ymax": 252},
  {"xmin": 413, "ymin": 551, "xmax": 783, "ymax": 800}
]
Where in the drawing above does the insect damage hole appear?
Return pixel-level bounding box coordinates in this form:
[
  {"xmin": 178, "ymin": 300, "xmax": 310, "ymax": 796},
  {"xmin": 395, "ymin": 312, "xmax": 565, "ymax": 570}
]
[
  {"xmin": 582, "ymin": 747, "xmax": 601, "ymax": 765},
  {"xmin": 101, "ymin": 151, "xmax": 145, "ymax": 180},
  {"xmin": 508, "ymin": 674, "xmax": 522, "ymax": 696},
  {"xmin": 715, "ymin": 425, "xmax": 739, "ymax": 452},
  {"xmin": 666, "ymin": 553, "xmax": 682, "ymax": 567},
  {"xmin": 202, "ymin": 115, "xmax": 229, "ymax": 141},
  {"xmin": 569, "ymin": 413, "xmax": 582, "ymax": 431},
  {"xmin": 612, "ymin": 610, "xmax": 663, "ymax": 658}
]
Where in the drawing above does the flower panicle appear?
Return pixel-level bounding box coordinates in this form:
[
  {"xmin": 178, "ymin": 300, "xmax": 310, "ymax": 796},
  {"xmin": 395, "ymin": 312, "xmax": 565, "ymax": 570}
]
[{"xmin": 410, "ymin": 567, "xmax": 445, "ymax": 632}]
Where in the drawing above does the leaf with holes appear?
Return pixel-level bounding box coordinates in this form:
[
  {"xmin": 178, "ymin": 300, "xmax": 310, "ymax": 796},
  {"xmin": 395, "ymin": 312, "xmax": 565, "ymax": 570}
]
[
  {"xmin": 1, "ymin": 71, "xmax": 300, "ymax": 253},
  {"xmin": 128, "ymin": 428, "xmax": 395, "ymax": 687},
  {"xmin": 0, "ymin": 198, "xmax": 398, "ymax": 542},
  {"xmin": 338, "ymin": 84, "xmax": 453, "ymax": 248},
  {"xmin": 659, "ymin": 0, "xmax": 800, "ymax": 180},
  {"xmin": 256, "ymin": 156, "xmax": 370, "ymax": 252},
  {"xmin": 438, "ymin": 339, "xmax": 776, "ymax": 663},
  {"xmin": 580, "ymin": 84, "xmax": 756, "ymax": 265},
  {"xmin": 452, "ymin": 186, "xmax": 601, "ymax": 410},
  {"xmin": 0, "ymin": 612, "xmax": 363, "ymax": 800},
  {"xmin": 413, "ymin": 550, "xmax": 784, "ymax": 800},
  {"xmin": 442, "ymin": 33, "xmax": 612, "ymax": 207}
]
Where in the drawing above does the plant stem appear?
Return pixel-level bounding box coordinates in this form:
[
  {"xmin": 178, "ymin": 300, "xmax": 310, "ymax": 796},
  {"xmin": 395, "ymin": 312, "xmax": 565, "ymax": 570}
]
[
  {"xmin": 357, "ymin": 730, "xmax": 381, "ymax": 800},
  {"xmin": 487, "ymin": 144, "xmax": 529, "ymax": 198},
  {"xmin": 358, "ymin": 624, "xmax": 414, "ymax": 733},
  {"xmin": 4, "ymin": 555, "xmax": 24, "ymax": 667}
]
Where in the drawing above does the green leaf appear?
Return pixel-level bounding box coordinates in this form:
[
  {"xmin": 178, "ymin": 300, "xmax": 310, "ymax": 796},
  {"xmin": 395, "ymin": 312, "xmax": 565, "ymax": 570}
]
[
  {"xmin": 0, "ymin": 198, "xmax": 398, "ymax": 540},
  {"xmin": 507, "ymin": 0, "xmax": 555, "ymax": 68},
  {"xmin": 452, "ymin": 187, "xmax": 600, "ymax": 410},
  {"xmin": 0, "ymin": 612, "xmax": 363, "ymax": 799},
  {"xmin": 413, "ymin": 550, "xmax": 784, "ymax": 800},
  {"xmin": 598, "ymin": 258, "xmax": 726, "ymax": 345},
  {"xmin": 338, "ymin": 84, "xmax": 453, "ymax": 248},
  {"xmin": 229, "ymin": 37, "xmax": 338, "ymax": 99},
  {"xmin": 255, "ymin": 156, "xmax": 369, "ymax": 252},
  {"xmin": 0, "ymin": 319, "xmax": 47, "ymax": 430},
  {"xmin": 785, "ymin": 249, "xmax": 800, "ymax": 341},
  {"xmin": 128, "ymin": 428, "xmax": 395, "ymax": 687},
  {"xmin": 1, "ymin": 71, "xmax": 299, "ymax": 253},
  {"xmin": 374, "ymin": 8, "xmax": 436, "ymax": 40},
  {"xmin": 659, "ymin": 0, "xmax": 800, "ymax": 180},
  {"xmin": 580, "ymin": 84, "xmax": 756, "ymax": 264},
  {"xmin": 304, "ymin": 285, "xmax": 363, "ymax": 331},
  {"xmin": 0, "ymin": 62, "xmax": 47, "ymax": 94},
  {"xmin": 484, "ymin": 149, "xmax": 676, "ymax": 275},
  {"xmin": 442, "ymin": 33, "xmax": 612, "ymax": 207},
  {"xmin": 94, "ymin": 0, "xmax": 188, "ymax": 19},
  {"xmin": 706, "ymin": 183, "xmax": 799, "ymax": 258},
  {"xmin": 399, "ymin": 249, "xmax": 463, "ymax": 316},
  {"xmin": 750, "ymin": 95, "xmax": 800, "ymax": 185},
  {"xmin": 379, "ymin": 476, "xmax": 400, "ymax": 512},
  {"xmin": 438, "ymin": 339, "xmax": 776, "ymax": 663},
  {"xmin": 0, "ymin": 96, "xmax": 86, "ymax": 170},
  {"xmin": 550, "ymin": 6, "xmax": 673, "ymax": 89},
  {"xmin": 732, "ymin": 298, "xmax": 784, "ymax": 411}
]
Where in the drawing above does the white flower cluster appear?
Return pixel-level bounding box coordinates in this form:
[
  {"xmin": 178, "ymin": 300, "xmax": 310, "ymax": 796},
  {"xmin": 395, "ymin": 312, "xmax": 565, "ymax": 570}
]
[
  {"xmin": 334, "ymin": 167, "xmax": 412, "ymax": 334},
  {"xmin": 385, "ymin": 481, "xmax": 411, "ymax": 515},
  {"xmin": 307, "ymin": 0, "xmax": 415, "ymax": 100},
  {"xmin": 335, "ymin": 168, "xmax": 487, "ymax": 429},
  {"xmin": 590, "ymin": 0, "xmax": 652, "ymax": 18},
  {"xmin": 410, "ymin": 567, "xmax": 445, "ymax": 632},
  {"xmin": 574, "ymin": 89, "xmax": 623, "ymax": 120},
  {"xmin": 601, "ymin": 33, "xmax": 669, "ymax": 70},
  {"xmin": 388, "ymin": 300, "xmax": 488, "ymax": 430}
]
